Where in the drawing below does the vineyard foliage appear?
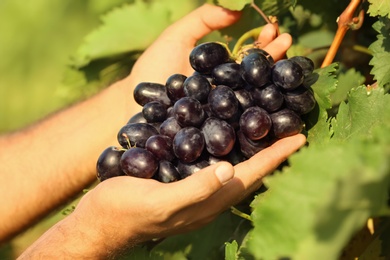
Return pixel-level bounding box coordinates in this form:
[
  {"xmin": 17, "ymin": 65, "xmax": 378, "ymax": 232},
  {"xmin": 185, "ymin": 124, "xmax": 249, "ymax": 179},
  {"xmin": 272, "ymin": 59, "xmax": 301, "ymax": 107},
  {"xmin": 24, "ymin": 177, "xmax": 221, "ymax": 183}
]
[{"xmin": 61, "ymin": 0, "xmax": 390, "ymax": 259}]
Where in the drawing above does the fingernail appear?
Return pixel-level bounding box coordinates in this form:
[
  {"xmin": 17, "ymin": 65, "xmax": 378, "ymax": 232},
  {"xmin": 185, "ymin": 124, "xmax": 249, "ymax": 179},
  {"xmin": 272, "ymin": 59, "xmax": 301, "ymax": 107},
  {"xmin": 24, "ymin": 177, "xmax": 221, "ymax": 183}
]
[{"xmin": 215, "ymin": 163, "xmax": 234, "ymax": 185}]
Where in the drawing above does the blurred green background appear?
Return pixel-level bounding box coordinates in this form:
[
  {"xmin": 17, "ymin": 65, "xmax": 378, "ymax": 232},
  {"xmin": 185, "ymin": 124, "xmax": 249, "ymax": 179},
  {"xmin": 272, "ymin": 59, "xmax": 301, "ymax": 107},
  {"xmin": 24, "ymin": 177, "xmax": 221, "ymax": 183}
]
[
  {"xmin": 0, "ymin": 0, "xmax": 132, "ymax": 133},
  {"xmin": 0, "ymin": 0, "xmax": 131, "ymax": 258}
]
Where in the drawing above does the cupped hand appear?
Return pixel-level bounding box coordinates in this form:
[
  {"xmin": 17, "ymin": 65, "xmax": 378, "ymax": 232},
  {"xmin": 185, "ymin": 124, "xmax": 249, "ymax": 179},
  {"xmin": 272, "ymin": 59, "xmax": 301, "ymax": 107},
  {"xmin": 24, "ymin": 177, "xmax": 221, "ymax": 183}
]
[{"xmin": 70, "ymin": 3, "xmax": 305, "ymax": 255}]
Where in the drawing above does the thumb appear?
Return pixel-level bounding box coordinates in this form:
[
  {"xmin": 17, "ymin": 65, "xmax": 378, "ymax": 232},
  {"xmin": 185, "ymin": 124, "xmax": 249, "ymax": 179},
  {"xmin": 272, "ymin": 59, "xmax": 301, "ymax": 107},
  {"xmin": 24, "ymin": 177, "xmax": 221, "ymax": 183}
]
[
  {"xmin": 163, "ymin": 4, "xmax": 241, "ymax": 45},
  {"xmin": 169, "ymin": 161, "xmax": 235, "ymax": 208}
]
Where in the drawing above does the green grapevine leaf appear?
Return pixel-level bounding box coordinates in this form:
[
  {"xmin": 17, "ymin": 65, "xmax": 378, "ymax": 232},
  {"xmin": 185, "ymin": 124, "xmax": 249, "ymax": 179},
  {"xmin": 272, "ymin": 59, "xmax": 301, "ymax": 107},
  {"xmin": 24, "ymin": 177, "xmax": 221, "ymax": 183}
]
[
  {"xmin": 368, "ymin": 0, "xmax": 390, "ymax": 18},
  {"xmin": 368, "ymin": 18, "xmax": 390, "ymax": 88},
  {"xmin": 331, "ymin": 86, "xmax": 390, "ymax": 142},
  {"xmin": 216, "ymin": 0, "xmax": 251, "ymax": 11},
  {"xmin": 217, "ymin": 0, "xmax": 296, "ymax": 15},
  {"xmin": 304, "ymin": 63, "xmax": 338, "ymax": 145},
  {"xmin": 225, "ymin": 240, "xmax": 239, "ymax": 260},
  {"xmin": 72, "ymin": 0, "xmax": 198, "ymax": 67},
  {"xmin": 243, "ymin": 135, "xmax": 390, "ymax": 260},
  {"xmin": 330, "ymin": 68, "xmax": 365, "ymax": 106}
]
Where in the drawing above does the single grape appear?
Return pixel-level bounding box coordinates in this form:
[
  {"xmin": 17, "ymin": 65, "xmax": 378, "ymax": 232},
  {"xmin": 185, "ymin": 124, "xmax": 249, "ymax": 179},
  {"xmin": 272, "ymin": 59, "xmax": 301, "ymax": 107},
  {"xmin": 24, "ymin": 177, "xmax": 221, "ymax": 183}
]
[
  {"xmin": 120, "ymin": 147, "xmax": 158, "ymax": 179},
  {"xmin": 250, "ymin": 83, "xmax": 284, "ymax": 112},
  {"xmin": 201, "ymin": 117, "xmax": 236, "ymax": 157},
  {"xmin": 240, "ymin": 52, "xmax": 272, "ymax": 88},
  {"xmin": 127, "ymin": 111, "xmax": 147, "ymax": 124},
  {"xmin": 283, "ymin": 85, "xmax": 316, "ymax": 115},
  {"xmin": 155, "ymin": 160, "xmax": 181, "ymax": 183},
  {"xmin": 165, "ymin": 73, "xmax": 187, "ymax": 102},
  {"xmin": 142, "ymin": 101, "xmax": 167, "ymax": 123},
  {"xmin": 289, "ymin": 56, "xmax": 314, "ymax": 77},
  {"xmin": 192, "ymin": 71, "xmax": 215, "ymax": 85},
  {"xmin": 237, "ymin": 130, "xmax": 272, "ymax": 158},
  {"xmin": 96, "ymin": 146, "xmax": 126, "ymax": 181},
  {"xmin": 159, "ymin": 117, "xmax": 182, "ymax": 139},
  {"xmin": 173, "ymin": 127, "xmax": 205, "ymax": 163},
  {"xmin": 117, "ymin": 123, "xmax": 158, "ymax": 149},
  {"xmin": 145, "ymin": 134, "xmax": 175, "ymax": 161},
  {"xmin": 176, "ymin": 158, "xmax": 210, "ymax": 179},
  {"xmin": 172, "ymin": 97, "xmax": 206, "ymax": 127},
  {"xmin": 133, "ymin": 82, "xmax": 172, "ymax": 107},
  {"xmin": 189, "ymin": 42, "xmax": 230, "ymax": 74},
  {"xmin": 239, "ymin": 106, "xmax": 272, "ymax": 140},
  {"xmin": 234, "ymin": 89, "xmax": 254, "ymax": 111},
  {"xmin": 272, "ymin": 59, "xmax": 304, "ymax": 90},
  {"xmin": 183, "ymin": 74, "xmax": 211, "ymax": 103},
  {"xmin": 212, "ymin": 62, "xmax": 245, "ymax": 89},
  {"xmin": 243, "ymin": 48, "xmax": 275, "ymax": 66},
  {"xmin": 270, "ymin": 109, "xmax": 304, "ymax": 138},
  {"xmin": 208, "ymin": 85, "xmax": 239, "ymax": 120}
]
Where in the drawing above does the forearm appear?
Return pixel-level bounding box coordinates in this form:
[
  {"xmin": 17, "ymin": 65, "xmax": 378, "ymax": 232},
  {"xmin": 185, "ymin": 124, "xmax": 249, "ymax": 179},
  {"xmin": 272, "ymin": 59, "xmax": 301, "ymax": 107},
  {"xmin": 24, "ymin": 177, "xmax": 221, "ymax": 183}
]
[
  {"xmin": 17, "ymin": 190, "xmax": 143, "ymax": 260},
  {"xmin": 0, "ymin": 76, "xmax": 139, "ymax": 242}
]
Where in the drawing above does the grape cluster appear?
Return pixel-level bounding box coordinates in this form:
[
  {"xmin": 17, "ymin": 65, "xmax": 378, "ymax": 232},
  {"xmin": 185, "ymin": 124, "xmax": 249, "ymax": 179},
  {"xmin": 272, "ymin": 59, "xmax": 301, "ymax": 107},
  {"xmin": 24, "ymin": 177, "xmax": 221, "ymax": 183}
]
[{"xmin": 96, "ymin": 42, "xmax": 316, "ymax": 183}]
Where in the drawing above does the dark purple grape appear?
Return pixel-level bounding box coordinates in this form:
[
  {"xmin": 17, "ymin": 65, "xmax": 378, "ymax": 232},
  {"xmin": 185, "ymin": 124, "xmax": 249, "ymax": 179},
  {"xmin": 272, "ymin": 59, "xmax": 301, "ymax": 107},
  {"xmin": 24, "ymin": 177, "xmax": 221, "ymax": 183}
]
[
  {"xmin": 201, "ymin": 117, "xmax": 236, "ymax": 157},
  {"xmin": 183, "ymin": 74, "xmax": 211, "ymax": 103},
  {"xmin": 192, "ymin": 71, "xmax": 215, "ymax": 85},
  {"xmin": 167, "ymin": 106, "xmax": 174, "ymax": 117},
  {"xmin": 244, "ymin": 48, "xmax": 275, "ymax": 66},
  {"xmin": 133, "ymin": 82, "xmax": 172, "ymax": 107},
  {"xmin": 177, "ymin": 158, "xmax": 210, "ymax": 179},
  {"xmin": 250, "ymin": 83, "xmax": 284, "ymax": 112},
  {"xmin": 189, "ymin": 42, "xmax": 230, "ymax": 74},
  {"xmin": 117, "ymin": 123, "xmax": 158, "ymax": 149},
  {"xmin": 145, "ymin": 135, "xmax": 174, "ymax": 161},
  {"xmin": 172, "ymin": 97, "xmax": 206, "ymax": 127},
  {"xmin": 237, "ymin": 130, "xmax": 272, "ymax": 158},
  {"xmin": 212, "ymin": 62, "xmax": 245, "ymax": 89},
  {"xmin": 165, "ymin": 73, "xmax": 187, "ymax": 102},
  {"xmin": 289, "ymin": 56, "xmax": 314, "ymax": 77},
  {"xmin": 270, "ymin": 109, "xmax": 304, "ymax": 138},
  {"xmin": 142, "ymin": 101, "xmax": 167, "ymax": 123},
  {"xmin": 173, "ymin": 127, "xmax": 204, "ymax": 163},
  {"xmin": 283, "ymin": 85, "xmax": 316, "ymax": 115},
  {"xmin": 155, "ymin": 160, "xmax": 181, "ymax": 183},
  {"xmin": 240, "ymin": 52, "xmax": 272, "ymax": 88},
  {"xmin": 159, "ymin": 117, "xmax": 182, "ymax": 139},
  {"xmin": 234, "ymin": 89, "xmax": 254, "ymax": 111},
  {"xmin": 208, "ymin": 85, "xmax": 239, "ymax": 120},
  {"xmin": 96, "ymin": 146, "xmax": 126, "ymax": 181},
  {"xmin": 239, "ymin": 106, "xmax": 272, "ymax": 141},
  {"xmin": 127, "ymin": 111, "xmax": 147, "ymax": 124},
  {"xmin": 272, "ymin": 59, "xmax": 304, "ymax": 90},
  {"xmin": 120, "ymin": 147, "xmax": 158, "ymax": 179}
]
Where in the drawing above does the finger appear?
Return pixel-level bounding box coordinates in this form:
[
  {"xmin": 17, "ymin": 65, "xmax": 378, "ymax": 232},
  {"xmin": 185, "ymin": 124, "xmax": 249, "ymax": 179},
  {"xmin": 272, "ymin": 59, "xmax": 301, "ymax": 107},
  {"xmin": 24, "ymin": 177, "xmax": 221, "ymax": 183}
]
[
  {"xmin": 256, "ymin": 24, "xmax": 278, "ymax": 49},
  {"xmin": 166, "ymin": 161, "xmax": 235, "ymax": 208},
  {"xmin": 263, "ymin": 33, "xmax": 292, "ymax": 61},
  {"xmin": 162, "ymin": 4, "xmax": 241, "ymax": 45}
]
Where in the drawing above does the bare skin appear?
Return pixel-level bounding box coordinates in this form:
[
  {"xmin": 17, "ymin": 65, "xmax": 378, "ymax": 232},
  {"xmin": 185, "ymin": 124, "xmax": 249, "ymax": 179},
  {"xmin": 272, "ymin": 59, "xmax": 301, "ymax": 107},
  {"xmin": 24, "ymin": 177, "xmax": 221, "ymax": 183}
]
[{"xmin": 0, "ymin": 3, "xmax": 306, "ymax": 259}]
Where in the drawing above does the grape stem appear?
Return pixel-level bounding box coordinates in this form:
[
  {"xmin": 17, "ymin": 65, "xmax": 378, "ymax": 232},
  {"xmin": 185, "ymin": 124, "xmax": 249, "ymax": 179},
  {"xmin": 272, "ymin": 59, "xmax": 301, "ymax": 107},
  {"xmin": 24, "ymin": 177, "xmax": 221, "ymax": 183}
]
[
  {"xmin": 231, "ymin": 26, "xmax": 264, "ymax": 57},
  {"xmin": 230, "ymin": 206, "xmax": 252, "ymax": 221},
  {"xmin": 321, "ymin": 0, "xmax": 365, "ymax": 68},
  {"xmin": 250, "ymin": 0, "xmax": 271, "ymax": 24}
]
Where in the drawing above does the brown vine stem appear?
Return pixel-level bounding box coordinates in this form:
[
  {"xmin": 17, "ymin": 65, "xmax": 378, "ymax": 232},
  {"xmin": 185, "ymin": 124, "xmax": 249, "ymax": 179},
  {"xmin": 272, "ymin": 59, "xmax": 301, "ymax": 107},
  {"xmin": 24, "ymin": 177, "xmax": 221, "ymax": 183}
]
[
  {"xmin": 250, "ymin": 0, "xmax": 281, "ymax": 36},
  {"xmin": 321, "ymin": 0, "xmax": 365, "ymax": 68}
]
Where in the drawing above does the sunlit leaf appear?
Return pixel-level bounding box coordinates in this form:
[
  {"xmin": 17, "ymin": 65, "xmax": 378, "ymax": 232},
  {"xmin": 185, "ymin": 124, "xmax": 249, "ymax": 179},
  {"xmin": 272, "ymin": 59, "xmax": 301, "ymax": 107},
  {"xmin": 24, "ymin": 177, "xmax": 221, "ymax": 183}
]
[
  {"xmin": 73, "ymin": 0, "xmax": 199, "ymax": 67},
  {"xmin": 369, "ymin": 18, "xmax": 390, "ymax": 88},
  {"xmin": 368, "ymin": 0, "xmax": 390, "ymax": 18}
]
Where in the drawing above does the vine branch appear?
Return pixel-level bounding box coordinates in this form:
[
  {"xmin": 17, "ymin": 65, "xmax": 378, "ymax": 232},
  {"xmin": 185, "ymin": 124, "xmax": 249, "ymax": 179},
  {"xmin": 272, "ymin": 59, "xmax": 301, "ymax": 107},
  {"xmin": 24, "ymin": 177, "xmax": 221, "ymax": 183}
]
[{"xmin": 321, "ymin": 0, "xmax": 365, "ymax": 68}]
